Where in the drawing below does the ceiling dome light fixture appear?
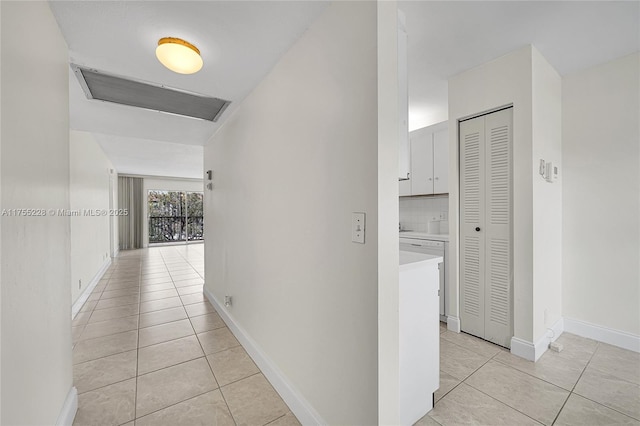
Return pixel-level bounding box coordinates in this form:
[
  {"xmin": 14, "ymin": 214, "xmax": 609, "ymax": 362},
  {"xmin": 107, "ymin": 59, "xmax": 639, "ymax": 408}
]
[{"xmin": 155, "ymin": 37, "xmax": 203, "ymax": 74}]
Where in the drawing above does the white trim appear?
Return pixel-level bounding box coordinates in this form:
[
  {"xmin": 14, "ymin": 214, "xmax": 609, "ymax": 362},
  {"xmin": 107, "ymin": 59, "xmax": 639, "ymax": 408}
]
[
  {"xmin": 71, "ymin": 257, "xmax": 111, "ymax": 319},
  {"xmin": 534, "ymin": 336, "xmax": 548, "ymax": 361},
  {"xmin": 112, "ymin": 248, "xmax": 120, "ymax": 259},
  {"xmin": 204, "ymin": 287, "xmax": 326, "ymax": 425},
  {"xmin": 510, "ymin": 337, "xmax": 535, "ymax": 361},
  {"xmin": 511, "ymin": 317, "xmax": 565, "ymax": 362},
  {"xmin": 447, "ymin": 315, "xmax": 461, "ymax": 333},
  {"xmin": 534, "ymin": 317, "xmax": 565, "ymax": 361},
  {"xmin": 564, "ymin": 317, "xmax": 640, "ymax": 353},
  {"xmin": 55, "ymin": 386, "xmax": 78, "ymax": 426}
]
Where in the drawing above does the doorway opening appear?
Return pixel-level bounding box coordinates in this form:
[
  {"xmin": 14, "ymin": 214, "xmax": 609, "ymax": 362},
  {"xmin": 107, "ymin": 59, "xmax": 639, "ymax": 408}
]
[{"xmin": 148, "ymin": 190, "xmax": 204, "ymax": 244}]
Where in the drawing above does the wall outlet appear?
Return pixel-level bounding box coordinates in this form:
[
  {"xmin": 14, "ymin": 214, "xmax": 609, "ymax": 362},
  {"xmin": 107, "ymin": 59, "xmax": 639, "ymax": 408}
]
[
  {"xmin": 224, "ymin": 295, "xmax": 232, "ymax": 307},
  {"xmin": 78, "ymin": 279, "xmax": 82, "ymax": 289}
]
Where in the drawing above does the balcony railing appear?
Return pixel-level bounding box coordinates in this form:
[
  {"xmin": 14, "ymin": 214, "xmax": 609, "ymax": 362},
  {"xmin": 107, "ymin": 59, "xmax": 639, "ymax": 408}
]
[{"xmin": 149, "ymin": 216, "xmax": 203, "ymax": 243}]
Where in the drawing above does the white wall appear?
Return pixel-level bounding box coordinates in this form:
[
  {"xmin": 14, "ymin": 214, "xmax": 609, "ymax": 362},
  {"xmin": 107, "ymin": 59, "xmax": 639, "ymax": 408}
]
[
  {"xmin": 0, "ymin": 3, "xmax": 3, "ymax": 419},
  {"xmin": 377, "ymin": 2, "xmax": 401, "ymax": 423},
  {"xmin": 204, "ymin": 2, "xmax": 380, "ymax": 424},
  {"xmin": 70, "ymin": 130, "xmax": 114, "ymax": 304},
  {"xmin": 531, "ymin": 49, "xmax": 563, "ymax": 342},
  {"xmin": 141, "ymin": 177, "xmax": 203, "ymax": 247},
  {"xmin": 1, "ymin": 2, "xmax": 74, "ymax": 424},
  {"xmin": 562, "ymin": 52, "xmax": 640, "ymax": 337},
  {"xmin": 448, "ymin": 45, "xmax": 563, "ymax": 357},
  {"xmin": 399, "ymin": 195, "xmax": 449, "ymax": 233},
  {"xmin": 109, "ymin": 171, "xmax": 119, "ymax": 257},
  {"xmin": 448, "ymin": 46, "xmax": 534, "ymax": 344}
]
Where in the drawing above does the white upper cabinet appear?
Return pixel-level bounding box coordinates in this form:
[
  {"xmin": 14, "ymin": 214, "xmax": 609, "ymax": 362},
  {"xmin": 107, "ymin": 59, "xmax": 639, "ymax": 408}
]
[
  {"xmin": 433, "ymin": 128, "xmax": 449, "ymax": 194},
  {"xmin": 410, "ymin": 131, "xmax": 434, "ymax": 195},
  {"xmin": 401, "ymin": 121, "xmax": 449, "ymax": 196}
]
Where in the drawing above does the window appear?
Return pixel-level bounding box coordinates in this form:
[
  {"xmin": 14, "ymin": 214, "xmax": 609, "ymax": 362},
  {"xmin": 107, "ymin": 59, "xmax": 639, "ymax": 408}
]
[{"xmin": 148, "ymin": 190, "xmax": 203, "ymax": 243}]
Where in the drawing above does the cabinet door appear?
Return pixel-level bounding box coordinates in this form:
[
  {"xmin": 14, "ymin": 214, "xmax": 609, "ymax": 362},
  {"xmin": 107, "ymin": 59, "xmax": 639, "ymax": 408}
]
[
  {"xmin": 399, "ymin": 173, "xmax": 412, "ymax": 197},
  {"xmin": 410, "ymin": 133, "xmax": 434, "ymax": 195},
  {"xmin": 433, "ymin": 128, "xmax": 449, "ymax": 194}
]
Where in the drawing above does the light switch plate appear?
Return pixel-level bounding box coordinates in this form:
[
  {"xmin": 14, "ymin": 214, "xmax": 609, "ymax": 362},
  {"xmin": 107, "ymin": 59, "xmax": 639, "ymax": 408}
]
[{"xmin": 352, "ymin": 212, "xmax": 365, "ymax": 244}]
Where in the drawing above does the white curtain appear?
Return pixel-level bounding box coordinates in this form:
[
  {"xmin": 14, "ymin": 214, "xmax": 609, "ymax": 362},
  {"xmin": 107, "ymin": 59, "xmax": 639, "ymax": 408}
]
[{"xmin": 118, "ymin": 176, "xmax": 144, "ymax": 250}]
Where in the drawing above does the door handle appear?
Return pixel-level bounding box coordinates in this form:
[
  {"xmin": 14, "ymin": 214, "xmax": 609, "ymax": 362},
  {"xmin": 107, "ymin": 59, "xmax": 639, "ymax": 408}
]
[{"xmin": 475, "ymin": 227, "xmax": 481, "ymax": 232}]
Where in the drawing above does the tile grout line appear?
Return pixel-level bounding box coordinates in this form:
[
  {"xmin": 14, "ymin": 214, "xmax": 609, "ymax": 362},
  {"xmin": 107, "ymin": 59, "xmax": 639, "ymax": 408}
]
[
  {"xmin": 74, "ymin": 253, "xmax": 141, "ymax": 403},
  {"xmin": 444, "ymin": 342, "xmax": 552, "ymax": 426},
  {"xmin": 133, "ymin": 247, "xmax": 214, "ymax": 423},
  {"xmin": 182, "ymin": 270, "xmax": 240, "ymax": 426},
  {"xmin": 556, "ymin": 341, "xmax": 640, "ymax": 423},
  {"xmin": 175, "ymin": 245, "xmax": 241, "ymax": 425},
  {"xmin": 132, "ymin": 255, "xmax": 143, "ymax": 424},
  {"xmin": 72, "ymin": 334, "xmax": 138, "ymax": 366},
  {"xmin": 549, "ymin": 342, "xmax": 600, "ymax": 425},
  {"xmin": 460, "ymin": 381, "xmax": 546, "ymax": 425},
  {"xmin": 440, "ymin": 333, "xmax": 506, "ymax": 359},
  {"xmin": 75, "ymin": 246, "xmax": 290, "ymax": 425},
  {"xmin": 134, "ymin": 388, "xmax": 222, "ymax": 423},
  {"xmin": 490, "ymin": 356, "xmax": 580, "ymax": 392},
  {"xmin": 435, "ymin": 349, "xmax": 539, "ymax": 423},
  {"xmin": 567, "ymin": 393, "xmax": 640, "ymax": 423},
  {"xmin": 444, "ymin": 335, "xmax": 621, "ymax": 426}
]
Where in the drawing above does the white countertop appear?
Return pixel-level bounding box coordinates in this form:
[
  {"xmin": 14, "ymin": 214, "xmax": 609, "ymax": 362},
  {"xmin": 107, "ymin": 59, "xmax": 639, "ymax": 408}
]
[
  {"xmin": 399, "ymin": 231, "xmax": 449, "ymax": 242},
  {"xmin": 399, "ymin": 251, "xmax": 443, "ymax": 271}
]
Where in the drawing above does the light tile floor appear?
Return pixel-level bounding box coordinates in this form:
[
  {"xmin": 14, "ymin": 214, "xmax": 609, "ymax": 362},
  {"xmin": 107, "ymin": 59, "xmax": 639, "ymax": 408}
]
[
  {"xmin": 417, "ymin": 323, "xmax": 640, "ymax": 426},
  {"xmin": 72, "ymin": 244, "xmax": 298, "ymax": 426},
  {"xmin": 73, "ymin": 245, "xmax": 640, "ymax": 425}
]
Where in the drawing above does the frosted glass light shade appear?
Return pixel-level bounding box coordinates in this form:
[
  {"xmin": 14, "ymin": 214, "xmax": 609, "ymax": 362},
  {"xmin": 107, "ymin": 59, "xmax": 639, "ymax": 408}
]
[{"xmin": 156, "ymin": 37, "xmax": 203, "ymax": 74}]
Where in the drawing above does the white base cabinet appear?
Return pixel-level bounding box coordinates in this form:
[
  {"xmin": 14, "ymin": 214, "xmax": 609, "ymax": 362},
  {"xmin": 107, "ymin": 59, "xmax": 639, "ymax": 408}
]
[{"xmin": 399, "ymin": 251, "xmax": 440, "ymax": 425}]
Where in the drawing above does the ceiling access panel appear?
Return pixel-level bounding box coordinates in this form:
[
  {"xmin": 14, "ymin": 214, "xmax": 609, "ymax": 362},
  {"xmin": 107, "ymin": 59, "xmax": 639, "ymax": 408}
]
[{"xmin": 71, "ymin": 64, "xmax": 230, "ymax": 122}]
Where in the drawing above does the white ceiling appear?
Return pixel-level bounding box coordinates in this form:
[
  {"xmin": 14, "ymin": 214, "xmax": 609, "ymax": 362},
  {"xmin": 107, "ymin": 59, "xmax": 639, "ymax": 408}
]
[
  {"xmin": 94, "ymin": 133, "xmax": 205, "ymax": 179},
  {"xmin": 400, "ymin": 1, "xmax": 640, "ymax": 130},
  {"xmin": 49, "ymin": 1, "xmax": 328, "ymax": 178},
  {"xmin": 50, "ymin": 1, "xmax": 639, "ymax": 176}
]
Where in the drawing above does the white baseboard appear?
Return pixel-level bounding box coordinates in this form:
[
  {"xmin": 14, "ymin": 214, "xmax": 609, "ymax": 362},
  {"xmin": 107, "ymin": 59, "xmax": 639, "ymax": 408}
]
[
  {"xmin": 510, "ymin": 337, "xmax": 536, "ymax": 361},
  {"xmin": 112, "ymin": 248, "xmax": 120, "ymax": 258},
  {"xmin": 511, "ymin": 318, "xmax": 564, "ymax": 362},
  {"xmin": 71, "ymin": 257, "xmax": 112, "ymax": 319},
  {"xmin": 204, "ymin": 287, "xmax": 326, "ymax": 425},
  {"xmin": 564, "ymin": 317, "xmax": 640, "ymax": 353},
  {"xmin": 447, "ymin": 316, "xmax": 461, "ymax": 333},
  {"xmin": 534, "ymin": 317, "xmax": 564, "ymax": 361},
  {"xmin": 55, "ymin": 386, "xmax": 78, "ymax": 426}
]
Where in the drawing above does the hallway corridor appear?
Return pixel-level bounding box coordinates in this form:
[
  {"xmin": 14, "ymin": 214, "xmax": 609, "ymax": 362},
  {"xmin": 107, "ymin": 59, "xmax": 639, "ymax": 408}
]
[{"xmin": 71, "ymin": 245, "xmax": 299, "ymax": 425}]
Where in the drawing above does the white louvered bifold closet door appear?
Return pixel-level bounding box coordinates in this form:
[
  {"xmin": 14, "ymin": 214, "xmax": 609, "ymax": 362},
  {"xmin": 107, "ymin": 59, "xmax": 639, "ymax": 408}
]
[
  {"xmin": 459, "ymin": 116, "xmax": 486, "ymax": 339},
  {"xmin": 459, "ymin": 108, "xmax": 513, "ymax": 348}
]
